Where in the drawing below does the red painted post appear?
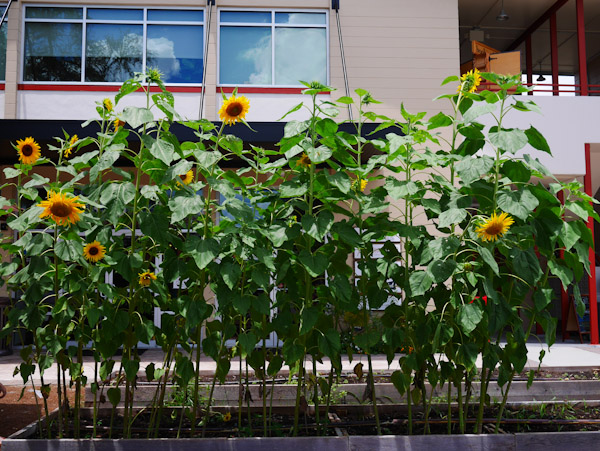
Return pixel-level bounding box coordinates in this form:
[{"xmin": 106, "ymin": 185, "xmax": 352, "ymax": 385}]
[
  {"xmin": 584, "ymin": 144, "xmax": 599, "ymax": 344},
  {"xmin": 576, "ymin": 0, "xmax": 588, "ymax": 96},
  {"xmin": 557, "ymin": 191, "xmax": 570, "ymax": 340},
  {"xmin": 526, "ymin": 36, "xmax": 533, "ymax": 95},
  {"xmin": 550, "ymin": 13, "xmax": 559, "ymax": 95}
]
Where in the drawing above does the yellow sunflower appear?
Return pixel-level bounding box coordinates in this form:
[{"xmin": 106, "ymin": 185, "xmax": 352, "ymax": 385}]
[
  {"xmin": 114, "ymin": 119, "xmax": 125, "ymax": 131},
  {"xmin": 459, "ymin": 68, "xmax": 482, "ymax": 93},
  {"xmin": 38, "ymin": 191, "xmax": 85, "ymax": 226},
  {"xmin": 298, "ymin": 153, "xmax": 311, "ymax": 168},
  {"xmin": 64, "ymin": 134, "xmax": 78, "ymax": 158},
  {"xmin": 83, "ymin": 240, "xmax": 106, "ymax": 263},
  {"xmin": 16, "ymin": 137, "xmax": 41, "ymax": 165},
  {"xmin": 475, "ymin": 212, "xmax": 514, "ymax": 242},
  {"xmin": 219, "ymin": 95, "xmax": 250, "ymax": 125},
  {"xmin": 139, "ymin": 271, "xmax": 157, "ymax": 287},
  {"xmin": 103, "ymin": 98, "xmax": 113, "ymax": 112},
  {"xmin": 178, "ymin": 170, "xmax": 194, "ymax": 186},
  {"xmin": 351, "ymin": 178, "xmax": 368, "ymax": 192},
  {"xmin": 223, "ymin": 412, "xmax": 232, "ymax": 422}
]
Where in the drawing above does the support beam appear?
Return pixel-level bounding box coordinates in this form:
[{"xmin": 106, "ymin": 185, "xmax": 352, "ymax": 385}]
[
  {"xmin": 507, "ymin": 0, "xmax": 569, "ymax": 52},
  {"xmin": 550, "ymin": 13, "xmax": 559, "ymax": 96},
  {"xmin": 584, "ymin": 144, "xmax": 599, "ymax": 344},
  {"xmin": 526, "ymin": 36, "xmax": 533, "ymax": 95},
  {"xmin": 576, "ymin": 0, "xmax": 588, "ymax": 96}
]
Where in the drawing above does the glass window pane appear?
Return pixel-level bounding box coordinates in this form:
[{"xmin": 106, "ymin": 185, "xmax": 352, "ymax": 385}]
[
  {"xmin": 147, "ymin": 25, "xmax": 203, "ymax": 83},
  {"xmin": 148, "ymin": 10, "xmax": 203, "ymax": 22},
  {"xmin": 275, "ymin": 13, "xmax": 326, "ymax": 25},
  {"xmin": 220, "ymin": 11, "xmax": 271, "ymax": 23},
  {"xmin": 24, "ymin": 23, "xmax": 82, "ymax": 81},
  {"xmin": 26, "ymin": 7, "xmax": 83, "ymax": 20},
  {"xmin": 85, "ymin": 24, "xmax": 142, "ymax": 82},
  {"xmin": 275, "ymin": 28, "xmax": 326, "ymax": 85},
  {"xmin": 87, "ymin": 9, "xmax": 143, "ymax": 21},
  {"xmin": 220, "ymin": 26, "xmax": 271, "ymax": 85}
]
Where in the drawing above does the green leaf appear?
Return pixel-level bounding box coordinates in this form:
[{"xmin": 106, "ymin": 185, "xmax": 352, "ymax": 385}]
[
  {"xmin": 302, "ymin": 211, "xmax": 334, "ymax": 242},
  {"xmin": 478, "ymin": 246, "xmax": 499, "ymax": 276},
  {"xmin": 221, "ymin": 262, "xmax": 241, "ymax": 289},
  {"xmin": 232, "ymin": 294, "xmax": 251, "ymax": 315},
  {"xmin": 525, "ymin": 126, "xmax": 551, "ymax": 154},
  {"xmin": 90, "ymin": 150, "xmax": 120, "ymax": 181},
  {"xmin": 8, "ymin": 207, "xmax": 44, "ymax": 232},
  {"xmin": 168, "ymin": 195, "xmax": 204, "ymax": 223},
  {"xmin": 121, "ymin": 106, "xmax": 154, "ymax": 129},
  {"xmin": 107, "ymin": 387, "xmax": 121, "ymax": 407},
  {"xmin": 456, "ymin": 156, "xmax": 494, "ymax": 184},
  {"xmin": 300, "ymin": 306, "xmax": 319, "ymax": 335},
  {"xmin": 462, "ymin": 102, "xmax": 497, "ymax": 123},
  {"xmin": 438, "ymin": 208, "xmax": 467, "ymax": 229},
  {"xmin": 441, "ymin": 75, "xmax": 459, "ymax": 86},
  {"xmin": 315, "ymin": 118, "xmax": 338, "ymax": 137},
  {"xmin": 267, "ymin": 355, "xmax": 284, "ymax": 376},
  {"xmin": 238, "ymin": 332, "xmax": 258, "ymax": 356},
  {"xmin": 319, "ymin": 329, "xmax": 341, "ymax": 358},
  {"xmin": 23, "ymin": 174, "xmax": 50, "ymax": 189},
  {"xmin": 489, "ymin": 128, "xmax": 528, "ymax": 154},
  {"xmin": 140, "ymin": 185, "xmax": 160, "ymax": 201},
  {"xmin": 548, "ymin": 260, "xmax": 573, "ymax": 289},
  {"xmin": 427, "ymin": 259, "xmax": 457, "ymax": 283},
  {"xmin": 332, "ymin": 222, "xmax": 362, "ymax": 247},
  {"xmin": 501, "ymin": 160, "xmax": 531, "ymax": 183},
  {"xmin": 306, "ymin": 145, "xmax": 333, "ymax": 164},
  {"xmin": 298, "ymin": 250, "xmax": 328, "ymax": 277},
  {"xmin": 284, "ymin": 120, "xmax": 309, "ymax": 138},
  {"xmin": 55, "ymin": 239, "xmax": 80, "ymax": 261},
  {"xmin": 139, "ymin": 209, "xmax": 171, "ymax": 245},
  {"xmin": 457, "ymin": 303, "xmax": 483, "ymax": 336},
  {"xmin": 497, "ymin": 189, "xmax": 539, "ymax": 221},
  {"xmin": 409, "ymin": 271, "xmax": 432, "ymax": 297},
  {"xmin": 327, "ymin": 172, "xmax": 351, "ymax": 194},
  {"xmin": 511, "ymin": 248, "xmax": 542, "ymax": 284},
  {"xmin": 457, "ymin": 343, "xmax": 479, "ymax": 370},
  {"xmin": 280, "ymin": 178, "xmax": 308, "ymax": 197},
  {"xmin": 428, "ymin": 112, "xmax": 452, "ymax": 130},
  {"xmin": 186, "ymin": 237, "xmax": 219, "ymax": 270},
  {"xmin": 534, "ymin": 288, "xmax": 554, "ymax": 312},
  {"xmin": 385, "ymin": 178, "xmax": 420, "ymax": 198},
  {"xmin": 150, "ymin": 139, "xmax": 176, "ymax": 166},
  {"xmin": 4, "ymin": 167, "xmax": 21, "ymax": 179}
]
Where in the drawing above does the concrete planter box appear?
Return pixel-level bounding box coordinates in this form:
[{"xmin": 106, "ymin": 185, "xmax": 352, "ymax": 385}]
[{"xmin": 3, "ymin": 432, "xmax": 600, "ymax": 451}]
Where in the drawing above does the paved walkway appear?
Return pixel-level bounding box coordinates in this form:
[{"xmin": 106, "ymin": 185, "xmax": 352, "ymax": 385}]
[{"xmin": 2, "ymin": 342, "xmax": 600, "ymax": 386}]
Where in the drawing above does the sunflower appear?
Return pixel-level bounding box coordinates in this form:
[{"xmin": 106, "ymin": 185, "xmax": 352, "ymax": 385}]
[
  {"xmin": 352, "ymin": 178, "xmax": 368, "ymax": 192},
  {"xmin": 114, "ymin": 119, "xmax": 125, "ymax": 131},
  {"xmin": 38, "ymin": 191, "xmax": 85, "ymax": 226},
  {"xmin": 459, "ymin": 68, "xmax": 482, "ymax": 93},
  {"xmin": 83, "ymin": 240, "xmax": 106, "ymax": 263},
  {"xmin": 178, "ymin": 170, "xmax": 194, "ymax": 186},
  {"xmin": 139, "ymin": 271, "xmax": 157, "ymax": 287},
  {"xmin": 223, "ymin": 412, "xmax": 232, "ymax": 422},
  {"xmin": 219, "ymin": 95, "xmax": 250, "ymax": 125},
  {"xmin": 298, "ymin": 153, "xmax": 311, "ymax": 168},
  {"xmin": 103, "ymin": 98, "xmax": 113, "ymax": 112},
  {"xmin": 16, "ymin": 137, "xmax": 41, "ymax": 165},
  {"xmin": 475, "ymin": 212, "xmax": 514, "ymax": 242},
  {"xmin": 64, "ymin": 134, "xmax": 78, "ymax": 158}
]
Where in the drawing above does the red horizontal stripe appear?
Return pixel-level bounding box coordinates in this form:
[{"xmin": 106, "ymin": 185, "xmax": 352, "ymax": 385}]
[
  {"xmin": 18, "ymin": 84, "xmax": 203, "ymax": 93},
  {"xmin": 0, "ymin": 83, "xmax": 5, "ymax": 90}
]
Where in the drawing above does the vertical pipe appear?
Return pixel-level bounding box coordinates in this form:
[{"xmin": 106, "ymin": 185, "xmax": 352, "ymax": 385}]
[
  {"xmin": 558, "ymin": 191, "xmax": 570, "ymax": 340},
  {"xmin": 526, "ymin": 36, "xmax": 533, "ymax": 95},
  {"xmin": 576, "ymin": 0, "xmax": 588, "ymax": 96},
  {"xmin": 550, "ymin": 13, "xmax": 559, "ymax": 95},
  {"xmin": 199, "ymin": 0, "xmax": 214, "ymax": 120},
  {"xmin": 584, "ymin": 144, "xmax": 599, "ymax": 344}
]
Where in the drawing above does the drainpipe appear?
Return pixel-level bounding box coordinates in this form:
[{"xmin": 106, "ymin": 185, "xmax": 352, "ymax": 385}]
[
  {"xmin": 199, "ymin": 0, "xmax": 215, "ymax": 119},
  {"xmin": 332, "ymin": 0, "xmax": 353, "ymax": 122}
]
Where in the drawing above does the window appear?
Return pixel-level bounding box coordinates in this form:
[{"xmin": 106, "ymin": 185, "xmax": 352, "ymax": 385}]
[
  {"xmin": 0, "ymin": 6, "xmax": 7, "ymax": 81},
  {"xmin": 218, "ymin": 9, "xmax": 328, "ymax": 87},
  {"xmin": 23, "ymin": 6, "xmax": 204, "ymax": 84}
]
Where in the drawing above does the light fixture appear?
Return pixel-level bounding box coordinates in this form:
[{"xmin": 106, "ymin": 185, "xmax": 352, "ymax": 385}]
[
  {"xmin": 496, "ymin": 0, "xmax": 510, "ymax": 21},
  {"xmin": 536, "ymin": 63, "xmax": 546, "ymax": 82}
]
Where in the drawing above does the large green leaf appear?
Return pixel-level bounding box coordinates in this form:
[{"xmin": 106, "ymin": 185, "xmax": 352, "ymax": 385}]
[
  {"xmin": 90, "ymin": 150, "xmax": 120, "ymax": 181},
  {"xmin": 186, "ymin": 237, "xmax": 219, "ymax": 270},
  {"xmin": 489, "ymin": 128, "xmax": 528, "ymax": 154},
  {"xmin": 150, "ymin": 139, "xmax": 176, "ymax": 166},
  {"xmin": 385, "ymin": 178, "xmax": 420, "ymax": 199},
  {"xmin": 238, "ymin": 332, "xmax": 258, "ymax": 356},
  {"xmin": 438, "ymin": 208, "xmax": 467, "ymax": 228},
  {"xmin": 302, "ymin": 211, "xmax": 334, "ymax": 242},
  {"xmin": 462, "ymin": 102, "xmax": 497, "ymax": 123},
  {"xmin": 547, "ymin": 260, "xmax": 573, "ymax": 289},
  {"xmin": 478, "ymin": 246, "xmax": 499, "ymax": 276},
  {"xmin": 327, "ymin": 172, "xmax": 351, "ymax": 194},
  {"xmin": 168, "ymin": 195, "xmax": 204, "ymax": 223},
  {"xmin": 319, "ymin": 329, "xmax": 341, "ymax": 358},
  {"xmin": 455, "ymin": 156, "xmax": 494, "ymax": 184},
  {"xmin": 511, "ymin": 248, "xmax": 542, "ymax": 284},
  {"xmin": 409, "ymin": 271, "xmax": 432, "ymax": 296},
  {"xmin": 525, "ymin": 126, "xmax": 551, "ymax": 154},
  {"xmin": 427, "ymin": 259, "xmax": 457, "ymax": 283},
  {"xmin": 306, "ymin": 145, "xmax": 333, "ymax": 164},
  {"xmin": 55, "ymin": 239, "xmax": 81, "ymax": 261},
  {"xmin": 457, "ymin": 303, "xmax": 483, "ymax": 335},
  {"xmin": 139, "ymin": 209, "xmax": 171, "ymax": 245},
  {"xmin": 497, "ymin": 189, "xmax": 539, "ymax": 221},
  {"xmin": 279, "ymin": 178, "xmax": 308, "ymax": 197},
  {"xmin": 298, "ymin": 250, "xmax": 328, "ymax": 277},
  {"xmin": 121, "ymin": 106, "xmax": 154, "ymax": 129},
  {"xmin": 221, "ymin": 262, "xmax": 241, "ymax": 289}
]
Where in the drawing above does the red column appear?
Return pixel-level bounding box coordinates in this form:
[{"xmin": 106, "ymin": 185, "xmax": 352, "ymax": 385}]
[
  {"xmin": 550, "ymin": 13, "xmax": 559, "ymax": 95},
  {"xmin": 526, "ymin": 36, "xmax": 533, "ymax": 95},
  {"xmin": 576, "ymin": 0, "xmax": 588, "ymax": 96},
  {"xmin": 584, "ymin": 144, "xmax": 599, "ymax": 344}
]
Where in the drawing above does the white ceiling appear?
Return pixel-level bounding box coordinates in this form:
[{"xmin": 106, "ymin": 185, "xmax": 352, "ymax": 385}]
[{"xmin": 458, "ymin": 0, "xmax": 600, "ymax": 74}]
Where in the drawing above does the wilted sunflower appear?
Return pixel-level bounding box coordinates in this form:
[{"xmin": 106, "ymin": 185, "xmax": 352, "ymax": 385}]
[
  {"xmin": 38, "ymin": 191, "xmax": 85, "ymax": 226},
  {"xmin": 64, "ymin": 134, "xmax": 78, "ymax": 158},
  {"xmin": 103, "ymin": 98, "xmax": 113, "ymax": 112},
  {"xmin": 16, "ymin": 137, "xmax": 41, "ymax": 165},
  {"xmin": 219, "ymin": 95, "xmax": 250, "ymax": 125},
  {"xmin": 298, "ymin": 153, "xmax": 311, "ymax": 168},
  {"xmin": 475, "ymin": 212, "xmax": 514, "ymax": 242},
  {"xmin": 223, "ymin": 412, "xmax": 232, "ymax": 422},
  {"xmin": 83, "ymin": 240, "xmax": 106, "ymax": 263},
  {"xmin": 139, "ymin": 271, "xmax": 157, "ymax": 287},
  {"xmin": 178, "ymin": 170, "xmax": 194, "ymax": 186},
  {"xmin": 459, "ymin": 68, "xmax": 482, "ymax": 93}
]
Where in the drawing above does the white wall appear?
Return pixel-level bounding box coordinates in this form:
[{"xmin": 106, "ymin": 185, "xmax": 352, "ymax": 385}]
[{"xmin": 215, "ymin": 94, "xmax": 331, "ymax": 122}]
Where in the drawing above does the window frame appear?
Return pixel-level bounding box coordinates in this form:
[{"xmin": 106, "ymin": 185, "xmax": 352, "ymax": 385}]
[
  {"xmin": 217, "ymin": 7, "xmax": 329, "ymax": 89},
  {"xmin": 20, "ymin": 4, "xmax": 206, "ymax": 86}
]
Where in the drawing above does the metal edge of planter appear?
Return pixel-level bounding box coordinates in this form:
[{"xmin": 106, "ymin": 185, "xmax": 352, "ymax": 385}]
[{"xmin": 4, "ymin": 432, "xmax": 600, "ymax": 451}]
